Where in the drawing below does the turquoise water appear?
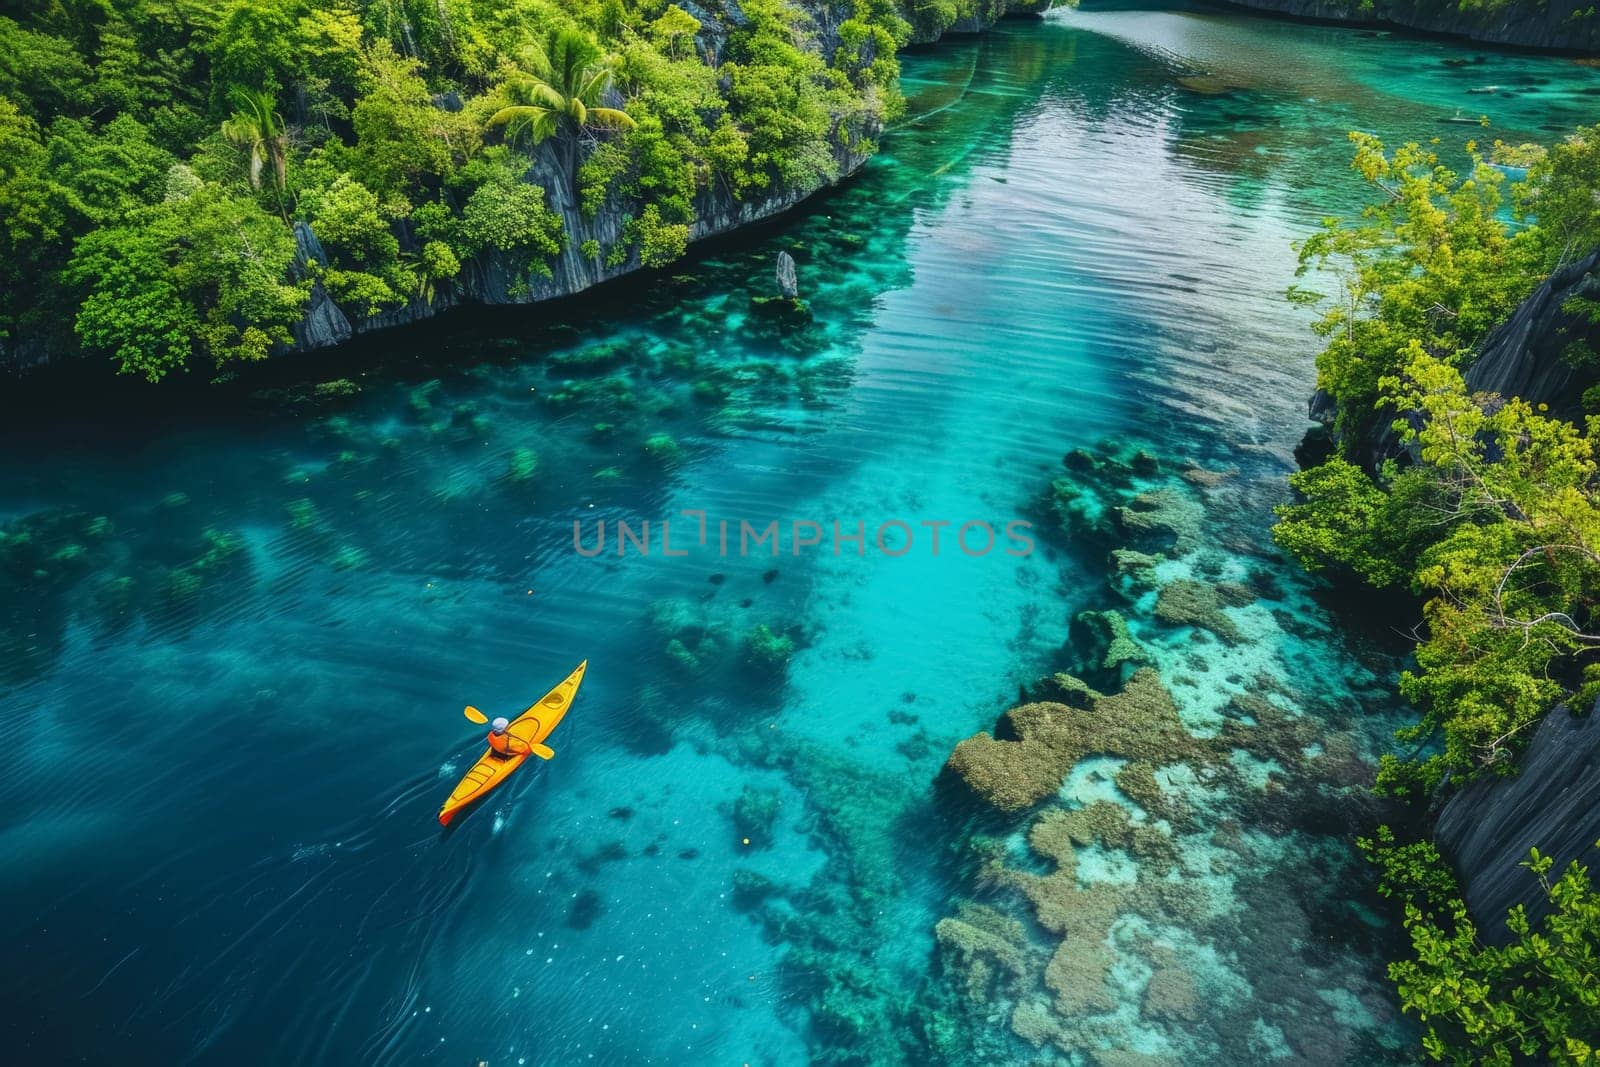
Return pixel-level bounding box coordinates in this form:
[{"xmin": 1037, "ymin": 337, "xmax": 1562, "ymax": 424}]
[{"xmin": 3, "ymin": 5, "xmax": 1598, "ymax": 1063}]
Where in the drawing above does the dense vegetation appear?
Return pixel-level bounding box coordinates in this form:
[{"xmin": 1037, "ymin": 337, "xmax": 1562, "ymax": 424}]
[
  {"xmin": 1278, "ymin": 128, "xmax": 1600, "ymax": 798},
  {"xmin": 1359, "ymin": 828, "xmax": 1600, "ymax": 1064},
  {"xmin": 1276, "ymin": 128, "xmax": 1600, "ymax": 1062},
  {"xmin": 0, "ymin": 0, "xmax": 934, "ymax": 381}
]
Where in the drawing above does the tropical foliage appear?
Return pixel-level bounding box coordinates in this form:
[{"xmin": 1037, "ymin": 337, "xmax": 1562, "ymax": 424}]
[
  {"xmin": 0, "ymin": 0, "xmax": 916, "ymax": 380},
  {"xmin": 1275, "ymin": 127, "xmax": 1600, "ymax": 796},
  {"xmin": 1359, "ymin": 828, "xmax": 1600, "ymax": 1065},
  {"xmin": 1281, "ymin": 127, "xmax": 1600, "ymax": 1065}
]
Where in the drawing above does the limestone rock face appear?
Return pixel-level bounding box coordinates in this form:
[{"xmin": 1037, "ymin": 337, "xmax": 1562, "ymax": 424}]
[
  {"xmin": 288, "ymin": 222, "xmax": 353, "ymax": 352},
  {"xmin": 268, "ymin": 0, "xmax": 1053, "ymax": 357},
  {"xmin": 1222, "ymin": 0, "xmax": 1600, "ymax": 51},
  {"xmin": 1463, "ymin": 249, "xmax": 1600, "ymax": 424},
  {"xmin": 1434, "ymin": 701, "xmax": 1600, "ymax": 945},
  {"xmin": 1308, "ymin": 250, "xmax": 1600, "ymax": 469},
  {"xmin": 0, "ymin": 0, "xmax": 1062, "ymax": 372}
]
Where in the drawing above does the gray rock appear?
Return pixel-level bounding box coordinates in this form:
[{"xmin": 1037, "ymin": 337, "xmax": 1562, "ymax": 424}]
[
  {"xmin": 1308, "ymin": 248, "xmax": 1600, "ymax": 467},
  {"xmin": 776, "ymin": 251, "xmax": 799, "ymax": 298},
  {"xmin": 1434, "ymin": 700, "xmax": 1600, "ymax": 945},
  {"xmin": 288, "ymin": 222, "xmax": 352, "ymax": 351},
  {"xmin": 1221, "ymin": 0, "xmax": 1600, "ymax": 51},
  {"xmin": 1464, "ymin": 248, "xmax": 1600, "ymax": 424},
  {"xmin": 292, "ymin": 284, "xmax": 353, "ymax": 351},
  {"xmin": 291, "ymin": 220, "xmax": 329, "ymax": 269},
  {"xmin": 4, "ymin": 0, "xmax": 1047, "ymax": 370}
]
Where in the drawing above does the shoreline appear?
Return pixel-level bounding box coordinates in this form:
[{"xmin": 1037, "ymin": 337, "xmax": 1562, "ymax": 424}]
[{"xmin": 9, "ymin": 1, "xmax": 1596, "ymax": 393}]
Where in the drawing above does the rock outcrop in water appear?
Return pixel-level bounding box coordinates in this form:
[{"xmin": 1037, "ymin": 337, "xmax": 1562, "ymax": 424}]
[
  {"xmin": 1224, "ymin": 0, "xmax": 1600, "ymax": 51},
  {"xmin": 930, "ymin": 441, "xmax": 1405, "ymax": 1060},
  {"xmin": 775, "ymin": 251, "xmax": 800, "ymax": 298}
]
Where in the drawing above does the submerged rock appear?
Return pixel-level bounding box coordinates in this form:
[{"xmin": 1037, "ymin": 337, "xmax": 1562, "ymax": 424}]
[
  {"xmin": 728, "ymin": 784, "xmax": 782, "ymax": 847},
  {"xmin": 1154, "ymin": 578, "xmax": 1244, "ymax": 644},
  {"xmin": 1463, "ymin": 247, "xmax": 1600, "ymax": 424},
  {"xmin": 731, "ymin": 868, "xmax": 779, "ymax": 911},
  {"xmin": 1068, "ymin": 608, "xmax": 1151, "ymax": 688},
  {"xmin": 1115, "ymin": 488, "xmax": 1204, "ymax": 555},
  {"xmin": 934, "ymin": 903, "xmax": 1031, "ymax": 1002}
]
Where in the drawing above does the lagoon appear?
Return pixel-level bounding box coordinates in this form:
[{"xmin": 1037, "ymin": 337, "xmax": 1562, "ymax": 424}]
[{"xmin": 3, "ymin": 4, "xmax": 1598, "ymax": 1063}]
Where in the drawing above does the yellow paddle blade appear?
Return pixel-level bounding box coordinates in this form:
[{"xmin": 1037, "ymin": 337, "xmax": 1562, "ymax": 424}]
[
  {"xmin": 464, "ymin": 705, "xmax": 488, "ymax": 725},
  {"xmin": 531, "ymin": 743, "xmax": 555, "ymax": 760}
]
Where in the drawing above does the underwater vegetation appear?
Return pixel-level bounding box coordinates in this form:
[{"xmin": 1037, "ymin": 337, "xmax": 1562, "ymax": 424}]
[
  {"xmin": 0, "ymin": 506, "xmax": 259, "ymax": 688},
  {"xmin": 926, "ymin": 442, "xmax": 1412, "ymax": 1063},
  {"xmin": 648, "ymin": 597, "xmax": 812, "ymax": 695}
]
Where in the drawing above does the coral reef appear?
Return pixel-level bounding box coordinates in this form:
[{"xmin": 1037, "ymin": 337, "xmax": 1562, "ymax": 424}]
[
  {"xmin": 728, "ymin": 785, "xmax": 783, "ymax": 847},
  {"xmin": 925, "ymin": 441, "xmax": 1407, "ymax": 1062},
  {"xmin": 1069, "ymin": 608, "xmax": 1152, "ymax": 688},
  {"xmin": 943, "ymin": 669, "xmax": 1197, "ymax": 813},
  {"xmin": 1153, "ymin": 579, "xmax": 1243, "ymax": 644}
]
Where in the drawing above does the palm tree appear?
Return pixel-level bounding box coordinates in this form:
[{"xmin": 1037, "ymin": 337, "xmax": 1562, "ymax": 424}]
[
  {"xmin": 490, "ymin": 28, "xmax": 635, "ymax": 202},
  {"xmin": 221, "ymin": 87, "xmax": 290, "ymax": 220}
]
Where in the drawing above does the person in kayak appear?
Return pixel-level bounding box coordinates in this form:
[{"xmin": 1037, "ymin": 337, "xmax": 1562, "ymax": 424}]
[{"xmin": 487, "ymin": 717, "xmax": 531, "ymax": 759}]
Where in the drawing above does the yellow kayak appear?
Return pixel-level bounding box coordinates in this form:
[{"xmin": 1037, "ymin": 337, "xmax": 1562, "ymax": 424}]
[{"xmin": 438, "ymin": 660, "xmax": 587, "ymax": 826}]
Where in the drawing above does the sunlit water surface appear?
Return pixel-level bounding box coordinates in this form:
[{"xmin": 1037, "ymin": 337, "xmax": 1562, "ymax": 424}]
[{"xmin": 3, "ymin": 3, "xmax": 1598, "ymax": 1064}]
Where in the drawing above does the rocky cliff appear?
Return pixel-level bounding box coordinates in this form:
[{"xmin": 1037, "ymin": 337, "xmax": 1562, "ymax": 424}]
[
  {"xmin": 1462, "ymin": 247, "xmax": 1600, "ymax": 422},
  {"xmin": 289, "ymin": 0, "xmax": 1054, "ymax": 355},
  {"xmin": 1305, "ymin": 248, "xmax": 1600, "ymax": 468},
  {"xmin": 1295, "ymin": 247, "xmax": 1600, "ymax": 927},
  {"xmin": 1427, "ymin": 260, "xmax": 1600, "ymax": 932},
  {"xmin": 0, "ymin": 0, "xmax": 1055, "ymax": 372},
  {"xmin": 1222, "ymin": 0, "xmax": 1600, "ymax": 52},
  {"xmin": 1317, "ymin": 252, "xmax": 1600, "ymax": 927},
  {"xmin": 1434, "ymin": 700, "xmax": 1600, "ymax": 944},
  {"xmin": 289, "ymin": 133, "xmax": 875, "ymax": 352}
]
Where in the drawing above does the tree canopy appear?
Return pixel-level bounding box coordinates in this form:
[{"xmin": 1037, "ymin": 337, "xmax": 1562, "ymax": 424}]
[
  {"xmin": 0, "ymin": 0, "xmax": 916, "ymax": 380},
  {"xmin": 1275, "ymin": 127, "xmax": 1600, "ymax": 797}
]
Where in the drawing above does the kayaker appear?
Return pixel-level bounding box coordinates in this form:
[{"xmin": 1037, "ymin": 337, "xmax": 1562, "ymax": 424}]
[{"xmin": 487, "ymin": 717, "xmax": 530, "ymax": 759}]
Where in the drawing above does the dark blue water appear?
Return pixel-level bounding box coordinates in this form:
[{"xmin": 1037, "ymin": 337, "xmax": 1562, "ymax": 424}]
[{"xmin": 3, "ymin": 6, "xmax": 1597, "ymax": 1064}]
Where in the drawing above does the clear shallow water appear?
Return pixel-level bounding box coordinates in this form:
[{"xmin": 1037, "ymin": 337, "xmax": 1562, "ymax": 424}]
[{"xmin": 2, "ymin": 4, "xmax": 1597, "ymax": 1064}]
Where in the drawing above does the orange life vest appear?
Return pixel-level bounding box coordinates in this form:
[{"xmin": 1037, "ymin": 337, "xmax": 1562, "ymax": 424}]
[{"xmin": 488, "ymin": 731, "xmax": 527, "ymax": 757}]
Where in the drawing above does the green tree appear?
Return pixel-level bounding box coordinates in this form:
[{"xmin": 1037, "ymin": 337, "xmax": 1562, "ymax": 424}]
[
  {"xmin": 1366, "ymin": 832, "xmax": 1600, "ymax": 1066},
  {"xmin": 1289, "ymin": 134, "xmax": 1547, "ymax": 447},
  {"xmin": 1516, "ymin": 125, "xmax": 1600, "ymax": 269},
  {"xmin": 0, "ymin": 15, "xmax": 93, "ymax": 119},
  {"xmin": 206, "ymin": 0, "xmax": 299, "ymax": 113},
  {"xmin": 66, "ymin": 183, "xmax": 307, "ymax": 380},
  {"xmin": 648, "ymin": 5, "xmax": 702, "ymax": 60},
  {"xmin": 311, "ymin": 174, "xmax": 396, "ymax": 269},
  {"xmin": 0, "ymin": 97, "xmax": 66, "ymax": 344},
  {"xmin": 350, "ymin": 41, "xmax": 474, "ymax": 201},
  {"xmin": 489, "ymin": 26, "xmax": 635, "ymax": 200},
  {"xmin": 220, "ymin": 87, "xmax": 289, "ymax": 218},
  {"xmin": 452, "ymin": 146, "xmax": 564, "ymax": 267}
]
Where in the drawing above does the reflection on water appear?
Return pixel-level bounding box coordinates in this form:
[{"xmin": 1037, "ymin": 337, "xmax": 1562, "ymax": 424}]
[{"xmin": 1, "ymin": 5, "xmax": 1597, "ymax": 1064}]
